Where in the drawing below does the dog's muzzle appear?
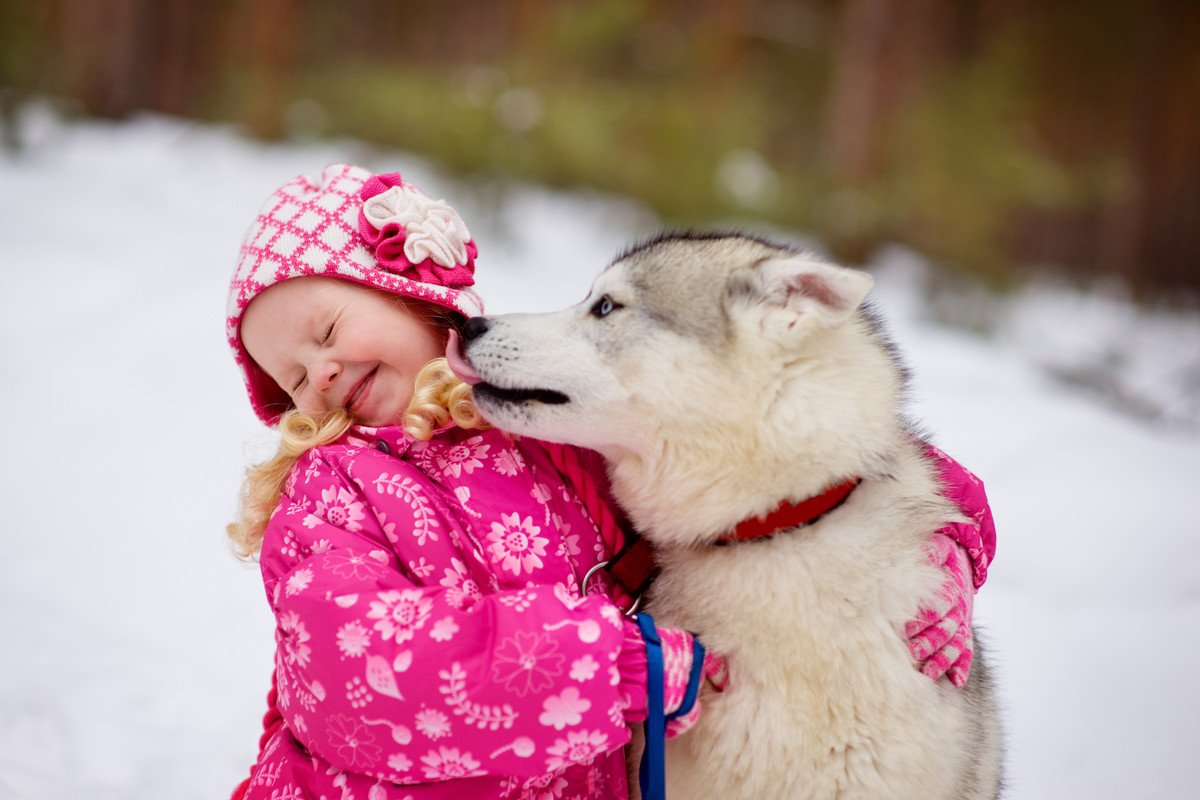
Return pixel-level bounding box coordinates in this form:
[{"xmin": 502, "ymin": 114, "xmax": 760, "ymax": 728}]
[{"xmin": 447, "ymin": 324, "xmax": 571, "ymax": 405}]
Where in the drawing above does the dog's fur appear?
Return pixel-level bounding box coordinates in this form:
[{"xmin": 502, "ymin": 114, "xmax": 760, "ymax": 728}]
[{"xmin": 460, "ymin": 233, "xmax": 1002, "ymax": 799}]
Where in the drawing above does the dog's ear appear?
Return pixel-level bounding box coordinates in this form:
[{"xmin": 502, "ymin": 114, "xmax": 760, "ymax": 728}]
[{"xmin": 726, "ymin": 255, "xmax": 874, "ymax": 334}]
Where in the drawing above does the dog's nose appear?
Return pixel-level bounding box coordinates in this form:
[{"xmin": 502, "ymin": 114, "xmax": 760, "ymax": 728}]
[{"xmin": 462, "ymin": 316, "xmax": 491, "ymax": 342}]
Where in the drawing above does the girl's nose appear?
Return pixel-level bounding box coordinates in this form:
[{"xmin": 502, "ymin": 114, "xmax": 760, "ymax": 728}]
[{"xmin": 311, "ymin": 357, "xmax": 341, "ymax": 392}]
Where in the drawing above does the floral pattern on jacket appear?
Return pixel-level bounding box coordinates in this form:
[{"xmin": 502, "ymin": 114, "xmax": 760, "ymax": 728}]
[{"xmin": 244, "ymin": 425, "xmax": 647, "ymax": 800}]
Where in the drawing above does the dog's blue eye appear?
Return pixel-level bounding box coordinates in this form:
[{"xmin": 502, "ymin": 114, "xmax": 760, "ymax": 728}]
[{"xmin": 591, "ymin": 295, "xmax": 621, "ymax": 318}]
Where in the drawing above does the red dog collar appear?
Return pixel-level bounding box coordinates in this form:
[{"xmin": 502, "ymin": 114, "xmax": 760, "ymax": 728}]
[
  {"xmin": 717, "ymin": 477, "xmax": 861, "ymax": 544},
  {"xmin": 590, "ymin": 478, "xmax": 862, "ymax": 613}
]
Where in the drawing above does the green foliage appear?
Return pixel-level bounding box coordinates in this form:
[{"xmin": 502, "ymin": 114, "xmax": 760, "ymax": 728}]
[
  {"xmin": 882, "ymin": 38, "xmax": 1067, "ymax": 281},
  {"xmin": 290, "ymin": 61, "xmax": 787, "ymax": 227},
  {"xmin": 7, "ymin": 0, "xmax": 1194, "ymax": 290},
  {"xmin": 0, "ymin": 2, "xmax": 39, "ymax": 87},
  {"xmin": 285, "ymin": 45, "xmax": 1112, "ymax": 287}
]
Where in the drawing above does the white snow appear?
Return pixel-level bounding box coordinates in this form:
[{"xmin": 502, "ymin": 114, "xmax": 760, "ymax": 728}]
[{"xmin": 1, "ymin": 110, "xmax": 1197, "ymax": 799}]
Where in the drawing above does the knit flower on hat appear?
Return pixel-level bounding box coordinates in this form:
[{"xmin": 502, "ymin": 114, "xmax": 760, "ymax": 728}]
[{"xmin": 357, "ymin": 173, "xmax": 477, "ymax": 287}]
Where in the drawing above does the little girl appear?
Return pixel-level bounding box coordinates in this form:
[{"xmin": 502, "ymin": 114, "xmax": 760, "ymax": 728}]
[{"xmin": 226, "ymin": 165, "xmax": 995, "ymax": 799}]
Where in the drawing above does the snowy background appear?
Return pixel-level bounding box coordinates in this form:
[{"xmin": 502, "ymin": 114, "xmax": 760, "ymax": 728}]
[{"xmin": 1, "ymin": 112, "xmax": 1197, "ymax": 799}]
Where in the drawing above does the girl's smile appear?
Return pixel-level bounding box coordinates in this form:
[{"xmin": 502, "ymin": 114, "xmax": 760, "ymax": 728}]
[{"xmin": 345, "ymin": 366, "xmax": 378, "ymax": 416}]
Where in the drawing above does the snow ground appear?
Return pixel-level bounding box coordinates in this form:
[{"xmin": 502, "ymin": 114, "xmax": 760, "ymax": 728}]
[{"xmin": 0, "ymin": 112, "xmax": 1197, "ymax": 799}]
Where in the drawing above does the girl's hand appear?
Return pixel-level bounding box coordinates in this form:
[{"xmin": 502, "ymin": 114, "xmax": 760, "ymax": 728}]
[
  {"xmin": 659, "ymin": 628, "xmax": 729, "ymax": 739},
  {"xmin": 908, "ymin": 443, "xmax": 997, "ymax": 687},
  {"xmin": 906, "ymin": 533, "xmax": 974, "ymax": 687}
]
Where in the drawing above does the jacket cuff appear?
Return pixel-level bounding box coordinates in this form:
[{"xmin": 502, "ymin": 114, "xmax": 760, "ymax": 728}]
[
  {"xmin": 618, "ymin": 617, "xmax": 649, "ymax": 724},
  {"xmin": 936, "ymin": 519, "xmax": 990, "ymax": 590}
]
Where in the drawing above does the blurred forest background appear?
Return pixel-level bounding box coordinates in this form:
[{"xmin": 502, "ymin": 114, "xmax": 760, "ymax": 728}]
[{"xmin": 2, "ymin": 0, "xmax": 1197, "ymax": 295}]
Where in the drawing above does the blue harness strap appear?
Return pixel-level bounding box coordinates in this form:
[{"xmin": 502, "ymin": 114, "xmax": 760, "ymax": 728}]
[
  {"xmin": 636, "ymin": 613, "xmax": 708, "ymax": 800},
  {"xmin": 637, "ymin": 613, "xmax": 667, "ymax": 800}
]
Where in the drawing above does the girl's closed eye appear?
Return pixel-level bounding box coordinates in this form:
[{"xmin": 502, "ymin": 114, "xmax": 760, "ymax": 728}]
[{"xmin": 291, "ymin": 316, "xmax": 340, "ymax": 394}]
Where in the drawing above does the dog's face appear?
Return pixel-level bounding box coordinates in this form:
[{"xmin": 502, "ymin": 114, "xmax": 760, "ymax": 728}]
[{"xmin": 456, "ymin": 234, "xmax": 878, "ymax": 461}]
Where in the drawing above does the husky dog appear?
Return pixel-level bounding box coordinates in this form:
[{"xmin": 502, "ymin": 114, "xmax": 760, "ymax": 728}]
[{"xmin": 449, "ymin": 233, "xmax": 1002, "ymax": 799}]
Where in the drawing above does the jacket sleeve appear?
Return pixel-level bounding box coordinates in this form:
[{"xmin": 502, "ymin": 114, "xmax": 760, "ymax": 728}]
[
  {"xmin": 925, "ymin": 444, "xmax": 997, "ymax": 590},
  {"xmin": 261, "ymin": 448, "xmax": 648, "ymax": 785}
]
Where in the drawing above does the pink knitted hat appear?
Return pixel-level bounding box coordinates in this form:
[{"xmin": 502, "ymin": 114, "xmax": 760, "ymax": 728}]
[{"xmin": 226, "ymin": 163, "xmax": 485, "ymax": 425}]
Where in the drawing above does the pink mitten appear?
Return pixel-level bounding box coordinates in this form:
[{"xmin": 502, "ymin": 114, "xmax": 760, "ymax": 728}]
[
  {"xmin": 905, "ymin": 533, "xmax": 974, "ymax": 687},
  {"xmin": 659, "ymin": 628, "xmax": 729, "ymax": 738}
]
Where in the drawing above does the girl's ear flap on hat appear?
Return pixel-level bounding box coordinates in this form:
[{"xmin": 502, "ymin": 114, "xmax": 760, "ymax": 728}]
[
  {"xmin": 246, "ymin": 359, "xmax": 295, "ymax": 425},
  {"xmin": 724, "ymin": 254, "xmax": 874, "ymax": 339}
]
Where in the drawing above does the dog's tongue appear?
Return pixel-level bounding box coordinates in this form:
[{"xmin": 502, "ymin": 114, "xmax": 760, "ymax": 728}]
[{"xmin": 444, "ymin": 329, "xmax": 482, "ymax": 386}]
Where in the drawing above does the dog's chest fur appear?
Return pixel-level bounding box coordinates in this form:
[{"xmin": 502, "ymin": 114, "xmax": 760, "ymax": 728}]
[{"xmin": 640, "ymin": 444, "xmax": 975, "ymax": 800}]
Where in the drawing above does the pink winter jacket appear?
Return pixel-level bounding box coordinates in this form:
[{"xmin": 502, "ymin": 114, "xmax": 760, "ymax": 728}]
[{"xmin": 240, "ymin": 424, "xmax": 648, "ymax": 800}]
